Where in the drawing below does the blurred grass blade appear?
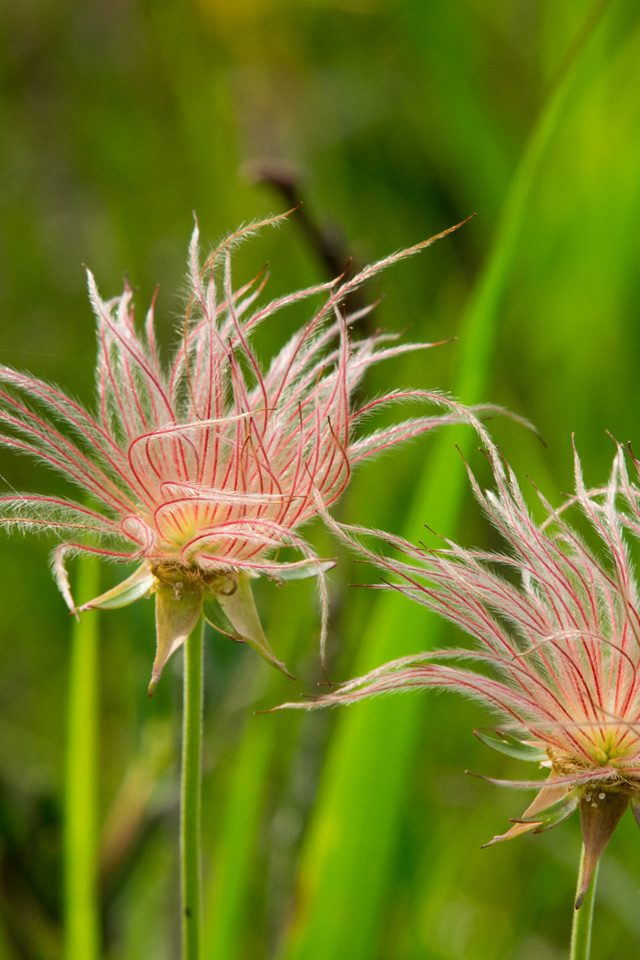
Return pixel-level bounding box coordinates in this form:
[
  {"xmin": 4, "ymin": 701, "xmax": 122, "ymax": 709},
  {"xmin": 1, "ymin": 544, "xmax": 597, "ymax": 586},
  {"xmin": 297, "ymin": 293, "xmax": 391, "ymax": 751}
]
[
  {"xmin": 64, "ymin": 557, "xmax": 100, "ymax": 960},
  {"xmin": 203, "ymin": 707, "xmax": 273, "ymax": 959},
  {"xmin": 181, "ymin": 618, "xmax": 205, "ymax": 960},
  {"xmin": 278, "ymin": 6, "xmax": 612, "ymax": 958},
  {"xmin": 0, "ymin": 919, "xmax": 14, "ymax": 960},
  {"xmin": 203, "ymin": 589, "xmax": 310, "ymax": 959}
]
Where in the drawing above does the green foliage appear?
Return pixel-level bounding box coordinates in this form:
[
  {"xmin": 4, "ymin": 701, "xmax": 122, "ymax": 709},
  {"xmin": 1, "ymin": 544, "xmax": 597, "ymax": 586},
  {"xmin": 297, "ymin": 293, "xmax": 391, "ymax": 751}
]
[{"xmin": 2, "ymin": 1, "xmax": 640, "ymax": 958}]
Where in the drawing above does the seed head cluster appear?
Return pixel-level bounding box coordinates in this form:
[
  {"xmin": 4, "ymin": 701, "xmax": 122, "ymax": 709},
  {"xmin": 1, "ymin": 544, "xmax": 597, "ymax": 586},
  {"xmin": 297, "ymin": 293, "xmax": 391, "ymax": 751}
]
[
  {"xmin": 0, "ymin": 213, "xmax": 466, "ymax": 688},
  {"xmin": 284, "ymin": 439, "xmax": 640, "ymax": 905}
]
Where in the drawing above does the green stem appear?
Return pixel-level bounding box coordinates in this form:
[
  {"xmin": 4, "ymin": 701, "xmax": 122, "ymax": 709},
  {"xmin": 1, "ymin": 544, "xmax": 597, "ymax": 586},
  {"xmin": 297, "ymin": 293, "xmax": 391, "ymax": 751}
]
[
  {"xmin": 181, "ymin": 617, "xmax": 205, "ymax": 960},
  {"xmin": 570, "ymin": 845, "xmax": 599, "ymax": 960},
  {"xmin": 64, "ymin": 558, "xmax": 100, "ymax": 960}
]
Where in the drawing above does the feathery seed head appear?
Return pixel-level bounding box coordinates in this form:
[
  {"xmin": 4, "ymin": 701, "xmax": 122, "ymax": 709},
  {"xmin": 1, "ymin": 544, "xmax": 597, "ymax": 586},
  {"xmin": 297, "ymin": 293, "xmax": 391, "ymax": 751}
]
[
  {"xmin": 0, "ymin": 211, "xmax": 469, "ymax": 690},
  {"xmin": 281, "ymin": 440, "xmax": 640, "ymax": 905}
]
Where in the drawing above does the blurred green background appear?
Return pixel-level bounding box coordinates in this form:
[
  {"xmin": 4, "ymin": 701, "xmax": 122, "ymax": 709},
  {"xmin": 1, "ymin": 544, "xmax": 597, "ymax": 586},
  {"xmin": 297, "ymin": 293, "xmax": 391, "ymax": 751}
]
[{"xmin": 2, "ymin": 0, "xmax": 640, "ymax": 957}]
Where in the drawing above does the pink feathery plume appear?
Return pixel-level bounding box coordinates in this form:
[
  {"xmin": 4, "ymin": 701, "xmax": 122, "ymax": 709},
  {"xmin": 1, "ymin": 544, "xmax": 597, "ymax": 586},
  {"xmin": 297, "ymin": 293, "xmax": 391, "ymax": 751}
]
[
  {"xmin": 278, "ymin": 440, "xmax": 640, "ymax": 907},
  {"xmin": 0, "ymin": 211, "xmax": 480, "ymax": 691}
]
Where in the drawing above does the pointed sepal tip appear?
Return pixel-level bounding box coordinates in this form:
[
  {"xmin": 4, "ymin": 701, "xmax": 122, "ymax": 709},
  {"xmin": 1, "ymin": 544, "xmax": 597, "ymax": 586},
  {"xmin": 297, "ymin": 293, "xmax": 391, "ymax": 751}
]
[
  {"xmin": 203, "ymin": 571, "xmax": 295, "ymax": 680},
  {"xmin": 575, "ymin": 788, "xmax": 628, "ymax": 909},
  {"xmin": 151, "ymin": 583, "xmax": 203, "ymax": 691}
]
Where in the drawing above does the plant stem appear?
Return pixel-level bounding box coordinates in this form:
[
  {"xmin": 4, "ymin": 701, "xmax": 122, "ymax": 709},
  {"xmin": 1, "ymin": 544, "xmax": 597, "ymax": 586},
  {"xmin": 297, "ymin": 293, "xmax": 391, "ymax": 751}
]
[
  {"xmin": 570, "ymin": 845, "xmax": 599, "ymax": 960},
  {"xmin": 64, "ymin": 558, "xmax": 100, "ymax": 960},
  {"xmin": 181, "ymin": 617, "xmax": 205, "ymax": 960}
]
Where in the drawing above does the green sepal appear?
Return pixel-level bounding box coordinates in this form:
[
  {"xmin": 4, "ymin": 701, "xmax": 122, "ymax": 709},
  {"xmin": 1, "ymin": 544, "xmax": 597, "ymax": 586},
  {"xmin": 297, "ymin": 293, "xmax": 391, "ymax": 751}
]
[
  {"xmin": 202, "ymin": 571, "xmax": 294, "ymax": 679},
  {"xmin": 577, "ymin": 788, "xmax": 629, "ymax": 908},
  {"xmin": 481, "ymin": 780, "xmax": 568, "ymax": 847},
  {"xmin": 474, "ymin": 728, "xmax": 547, "ymax": 763},
  {"xmin": 149, "ymin": 584, "xmax": 203, "ymax": 696},
  {"xmin": 269, "ymin": 559, "xmax": 335, "ymax": 582},
  {"xmin": 76, "ymin": 563, "xmax": 155, "ymax": 613},
  {"xmin": 512, "ymin": 788, "xmax": 580, "ymax": 833},
  {"xmin": 201, "ymin": 594, "xmax": 237, "ymax": 638}
]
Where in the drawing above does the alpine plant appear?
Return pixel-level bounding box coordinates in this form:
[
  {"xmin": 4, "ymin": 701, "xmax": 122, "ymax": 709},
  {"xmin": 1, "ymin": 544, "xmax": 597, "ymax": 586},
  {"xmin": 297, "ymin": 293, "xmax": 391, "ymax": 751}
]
[
  {"xmin": 283, "ymin": 440, "xmax": 640, "ymax": 907},
  {"xmin": 0, "ymin": 212, "xmax": 472, "ymax": 693}
]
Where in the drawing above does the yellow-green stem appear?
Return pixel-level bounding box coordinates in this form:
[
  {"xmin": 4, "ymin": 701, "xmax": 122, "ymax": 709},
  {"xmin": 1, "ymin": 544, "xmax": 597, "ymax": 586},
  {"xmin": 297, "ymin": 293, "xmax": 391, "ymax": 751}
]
[
  {"xmin": 181, "ymin": 618, "xmax": 205, "ymax": 960},
  {"xmin": 64, "ymin": 558, "xmax": 100, "ymax": 960},
  {"xmin": 570, "ymin": 845, "xmax": 599, "ymax": 960}
]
